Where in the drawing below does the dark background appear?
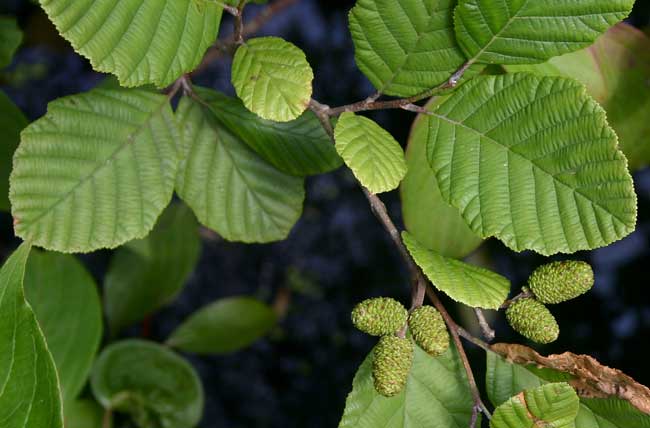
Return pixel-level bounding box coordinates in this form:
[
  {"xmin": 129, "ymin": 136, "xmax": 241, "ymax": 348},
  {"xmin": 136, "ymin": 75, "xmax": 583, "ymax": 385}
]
[{"xmin": 2, "ymin": 1, "xmax": 650, "ymax": 427}]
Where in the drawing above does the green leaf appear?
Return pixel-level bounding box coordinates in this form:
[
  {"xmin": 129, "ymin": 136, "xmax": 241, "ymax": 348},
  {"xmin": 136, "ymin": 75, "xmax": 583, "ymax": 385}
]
[
  {"xmin": 24, "ymin": 250, "xmax": 102, "ymax": 405},
  {"xmin": 403, "ymin": 231, "xmax": 509, "ymax": 309},
  {"xmin": 339, "ymin": 344, "xmax": 475, "ymax": 428},
  {"xmin": 454, "ymin": 0, "xmax": 634, "ymax": 65},
  {"xmin": 0, "ymin": 16, "xmax": 22, "ymax": 68},
  {"xmin": 400, "ymin": 99, "xmax": 482, "ymax": 258},
  {"xmin": 0, "ymin": 90, "xmax": 28, "ymax": 212},
  {"xmin": 486, "ymin": 351, "xmax": 650, "ymax": 428},
  {"xmin": 348, "ymin": 0, "xmax": 468, "ymax": 97},
  {"xmin": 104, "ymin": 202, "xmax": 200, "ymax": 334},
  {"xmin": 175, "ymin": 94, "xmax": 305, "ymax": 243},
  {"xmin": 425, "ymin": 73, "xmax": 637, "ymax": 256},
  {"xmin": 64, "ymin": 399, "xmax": 104, "ymax": 428},
  {"xmin": 166, "ymin": 296, "xmax": 276, "ymax": 355},
  {"xmin": 334, "ymin": 112, "xmax": 407, "ymax": 194},
  {"xmin": 10, "ymin": 88, "xmax": 179, "ymax": 253},
  {"xmin": 490, "ymin": 383, "xmax": 579, "ymax": 428},
  {"xmin": 506, "ymin": 23, "xmax": 650, "ymax": 171},
  {"xmin": 91, "ymin": 339, "xmax": 203, "ymax": 428},
  {"xmin": 39, "ymin": 0, "xmax": 223, "ymax": 87},
  {"xmin": 194, "ymin": 87, "xmax": 341, "ymax": 176},
  {"xmin": 0, "ymin": 243, "xmax": 63, "ymax": 428},
  {"xmin": 231, "ymin": 37, "xmax": 313, "ymax": 122}
]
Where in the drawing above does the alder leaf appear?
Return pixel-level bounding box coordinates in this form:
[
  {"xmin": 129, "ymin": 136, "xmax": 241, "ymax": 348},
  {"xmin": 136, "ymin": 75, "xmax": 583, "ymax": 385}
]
[
  {"xmin": 403, "ymin": 231, "xmax": 509, "ymax": 309},
  {"xmin": 104, "ymin": 202, "xmax": 201, "ymax": 335},
  {"xmin": 38, "ymin": 0, "xmax": 223, "ymax": 87},
  {"xmin": 334, "ymin": 112, "xmax": 407, "ymax": 194},
  {"xmin": 454, "ymin": 0, "xmax": 635, "ymax": 65},
  {"xmin": 166, "ymin": 296, "xmax": 277, "ymax": 355},
  {"xmin": 0, "ymin": 243, "xmax": 63, "ymax": 428},
  {"xmin": 349, "ymin": 0, "xmax": 468, "ymax": 97},
  {"xmin": 175, "ymin": 94, "xmax": 305, "ymax": 243},
  {"xmin": 24, "ymin": 250, "xmax": 103, "ymax": 404},
  {"xmin": 339, "ymin": 344, "xmax": 475, "ymax": 428},
  {"xmin": 490, "ymin": 383, "xmax": 579, "ymax": 428},
  {"xmin": 0, "ymin": 90, "xmax": 28, "ymax": 212},
  {"xmin": 195, "ymin": 87, "xmax": 341, "ymax": 176},
  {"xmin": 10, "ymin": 88, "xmax": 179, "ymax": 253},
  {"xmin": 91, "ymin": 339, "xmax": 203, "ymax": 428},
  {"xmin": 400, "ymin": 98, "xmax": 482, "ymax": 258},
  {"xmin": 0, "ymin": 16, "xmax": 22, "ymax": 68},
  {"xmin": 425, "ymin": 73, "xmax": 637, "ymax": 255},
  {"xmin": 231, "ymin": 37, "xmax": 313, "ymax": 122}
]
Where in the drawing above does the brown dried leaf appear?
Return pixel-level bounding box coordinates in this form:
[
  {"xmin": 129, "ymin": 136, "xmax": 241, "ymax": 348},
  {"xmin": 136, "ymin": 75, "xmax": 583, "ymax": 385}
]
[{"xmin": 491, "ymin": 343, "xmax": 650, "ymax": 415}]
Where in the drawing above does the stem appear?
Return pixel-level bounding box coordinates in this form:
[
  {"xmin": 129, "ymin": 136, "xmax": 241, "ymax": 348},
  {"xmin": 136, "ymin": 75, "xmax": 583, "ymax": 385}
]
[
  {"xmin": 474, "ymin": 308, "xmax": 496, "ymax": 342},
  {"xmin": 102, "ymin": 409, "xmax": 112, "ymax": 428},
  {"xmin": 500, "ymin": 288, "xmax": 533, "ymax": 309}
]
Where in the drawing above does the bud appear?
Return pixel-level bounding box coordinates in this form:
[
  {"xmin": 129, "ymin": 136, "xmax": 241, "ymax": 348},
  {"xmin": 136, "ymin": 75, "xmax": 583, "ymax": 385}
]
[
  {"xmin": 352, "ymin": 297, "xmax": 408, "ymax": 336},
  {"xmin": 528, "ymin": 261, "xmax": 594, "ymax": 304},
  {"xmin": 372, "ymin": 336, "xmax": 413, "ymax": 397},
  {"xmin": 408, "ymin": 306, "xmax": 449, "ymax": 357},
  {"xmin": 506, "ymin": 298, "xmax": 559, "ymax": 344}
]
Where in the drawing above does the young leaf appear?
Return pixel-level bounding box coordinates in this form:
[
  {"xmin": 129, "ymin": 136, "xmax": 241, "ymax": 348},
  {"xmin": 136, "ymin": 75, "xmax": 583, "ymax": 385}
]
[
  {"xmin": 425, "ymin": 74, "xmax": 637, "ymax": 256},
  {"xmin": 194, "ymin": 87, "xmax": 342, "ymax": 176},
  {"xmin": 91, "ymin": 340, "xmax": 203, "ymax": 428},
  {"xmin": 0, "ymin": 90, "xmax": 28, "ymax": 212},
  {"xmin": 231, "ymin": 37, "xmax": 313, "ymax": 122},
  {"xmin": 166, "ymin": 296, "xmax": 277, "ymax": 355},
  {"xmin": 490, "ymin": 383, "xmax": 579, "ymax": 428},
  {"xmin": 454, "ymin": 0, "xmax": 635, "ymax": 65},
  {"xmin": 39, "ymin": 0, "xmax": 223, "ymax": 87},
  {"xmin": 64, "ymin": 399, "xmax": 104, "ymax": 428},
  {"xmin": 10, "ymin": 88, "xmax": 179, "ymax": 253},
  {"xmin": 334, "ymin": 112, "xmax": 407, "ymax": 194},
  {"xmin": 403, "ymin": 231, "xmax": 509, "ymax": 309},
  {"xmin": 0, "ymin": 243, "xmax": 63, "ymax": 428},
  {"xmin": 349, "ymin": 0, "xmax": 467, "ymax": 97},
  {"xmin": 339, "ymin": 344, "xmax": 475, "ymax": 427},
  {"xmin": 175, "ymin": 95, "xmax": 305, "ymax": 243},
  {"xmin": 24, "ymin": 250, "xmax": 103, "ymax": 404},
  {"xmin": 0, "ymin": 16, "xmax": 22, "ymax": 68},
  {"xmin": 400, "ymin": 98, "xmax": 482, "ymax": 258},
  {"xmin": 104, "ymin": 202, "xmax": 201, "ymax": 335},
  {"xmin": 507, "ymin": 23, "xmax": 650, "ymax": 171}
]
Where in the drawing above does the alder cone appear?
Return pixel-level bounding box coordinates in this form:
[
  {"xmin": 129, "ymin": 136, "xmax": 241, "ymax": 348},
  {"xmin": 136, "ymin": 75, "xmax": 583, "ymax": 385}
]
[
  {"xmin": 372, "ymin": 336, "xmax": 413, "ymax": 397},
  {"xmin": 408, "ymin": 306, "xmax": 449, "ymax": 357},
  {"xmin": 506, "ymin": 298, "xmax": 559, "ymax": 344},
  {"xmin": 528, "ymin": 261, "xmax": 594, "ymax": 304},
  {"xmin": 351, "ymin": 297, "xmax": 407, "ymax": 336}
]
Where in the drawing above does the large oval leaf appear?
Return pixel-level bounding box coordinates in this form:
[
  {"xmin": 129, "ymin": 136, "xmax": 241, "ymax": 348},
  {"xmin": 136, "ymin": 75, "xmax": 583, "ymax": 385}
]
[
  {"xmin": 0, "ymin": 16, "xmax": 22, "ymax": 68},
  {"xmin": 231, "ymin": 37, "xmax": 313, "ymax": 122},
  {"xmin": 166, "ymin": 296, "xmax": 276, "ymax": 355},
  {"xmin": 0, "ymin": 243, "xmax": 63, "ymax": 428},
  {"xmin": 339, "ymin": 344, "xmax": 475, "ymax": 428},
  {"xmin": 0, "ymin": 90, "xmax": 27, "ymax": 212},
  {"xmin": 403, "ymin": 232, "xmax": 509, "ymax": 309},
  {"xmin": 425, "ymin": 73, "xmax": 637, "ymax": 255},
  {"xmin": 196, "ymin": 88, "xmax": 341, "ymax": 176},
  {"xmin": 104, "ymin": 202, "xmax": 200, "ymax": 335},
  {"xmin": 24, "ymin": 250, "xmax": 103, "ymax": 404},
  {"xmin": 39, "ymin": 0, "xmax": 223, "ymax": 87},
  {"xmin": 175, "ymin": 94, "xmax": 305, "ymax": 243},
  {"xmin": 349, "ymin": 0, "xmax": 467, "ymax": 97},
  {"xmin": 91, "ymin": 339, "xmax": 203, "ymax": 428},
  {"xmin": 334, "ymin": 112, "xmax": 407, "ymax": 194},
  {"xmin": 490, "ymin": 383, "xmax": 579, "ymax": 428},
  {"xmin": 10, "ymin": 89, "xmax": 179, "ymax": 253},
  {"xmin": 454, "ymin": 0, "xmax": 634, "ymax": 65},
  {"xmin": 400, "ymin": 99, "xmax": 482, "ymax": 258}
]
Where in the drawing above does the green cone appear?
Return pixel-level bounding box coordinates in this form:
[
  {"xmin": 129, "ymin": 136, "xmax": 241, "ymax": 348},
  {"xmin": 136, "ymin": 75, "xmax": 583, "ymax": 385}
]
[
  {"xmin": 351, "ymin": 297, "xmax": 407, "ymax": 336},
  {"xmin": 528, "ymin": 261, "xmax": 594, "ymax": 304},
  {"xmin": 506, "ymin": 298, "xmax": 559, "ymax": 344},
  {"xmin": 372, "ymin": 336, "xmax": 414, "ymax": 397},
  {"xmin": 408, "ymin": 306, "xmax": 449, "ymax": 357}
]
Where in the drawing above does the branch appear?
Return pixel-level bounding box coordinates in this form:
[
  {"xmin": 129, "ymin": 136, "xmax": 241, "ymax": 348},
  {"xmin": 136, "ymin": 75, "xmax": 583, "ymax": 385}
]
[
  {"xmin": 474, "ymin": 308, "xmax": 496, "ymax": 342},
  {"xmin": 499, "ymin": 288, "xmax": 533, "ymax": 310}
]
